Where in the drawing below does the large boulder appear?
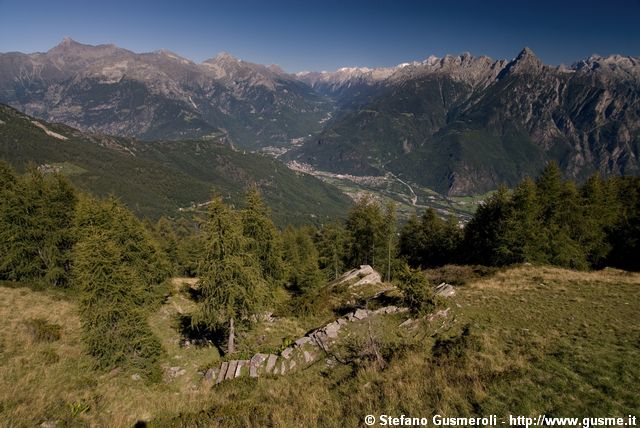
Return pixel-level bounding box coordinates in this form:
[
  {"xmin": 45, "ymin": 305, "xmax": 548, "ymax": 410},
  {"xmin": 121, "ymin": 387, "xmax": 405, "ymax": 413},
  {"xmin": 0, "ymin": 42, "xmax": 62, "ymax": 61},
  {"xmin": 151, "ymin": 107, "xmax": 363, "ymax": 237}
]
[{"xmin": 335, "ymin": 265, "xmax": 382, "ymax": 288}]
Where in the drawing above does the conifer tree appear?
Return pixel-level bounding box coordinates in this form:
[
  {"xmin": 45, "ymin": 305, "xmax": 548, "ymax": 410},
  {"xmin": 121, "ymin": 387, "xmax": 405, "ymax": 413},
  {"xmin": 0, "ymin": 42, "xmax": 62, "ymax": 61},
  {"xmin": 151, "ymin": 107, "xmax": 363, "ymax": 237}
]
[
  {"xmin": 0, "ymin": 164, "xmax": 77, "ymax": 285},
  {"xmin": 195, "ymin": 196, "xmax": 267, "ymax": 354},
  {"xmin": 345, "ymin": 195, "xmax": 389, "ymax": 270},
  {"xmin": 580, "ymin": 175, "xmax": 617, "ymax": 268},
  {"xmin": 314, "ymin": 222, "xmax": 347, "ymax": 280},
  {"xmin": 398, "ymin": 213, "xmax": 425, "ymax": 267},
  {"xmin": 154, "ymin": 217, "xmax": 180, "ymax": 275},
  {"xmin": 381, "ymin": 201, "xmax": 397, "ymax": 281},
  {"xmin": 503, "ymin": 177, "xmax": 544, "ymax": 264},
  {"xmin": 463, "ymin": 186, "xmax": 512, "ymax": 266},
  {"xmin": 282, "ymin": 226, "xmax": 323, "ymax": 293},
  {"xmin": 73, "ymin": 195, "xmax": 166, "ymax": 379},
  {"xmin": 0, "ymin": 161, "xmax": 23, "ymax": 280},
  {"xmin": 399, "ymin": 208, "xmax": 462, "ymax": 268},
  {"xmin": 241, "ymin": 185, "xmax": 285, "ymax": 287}
]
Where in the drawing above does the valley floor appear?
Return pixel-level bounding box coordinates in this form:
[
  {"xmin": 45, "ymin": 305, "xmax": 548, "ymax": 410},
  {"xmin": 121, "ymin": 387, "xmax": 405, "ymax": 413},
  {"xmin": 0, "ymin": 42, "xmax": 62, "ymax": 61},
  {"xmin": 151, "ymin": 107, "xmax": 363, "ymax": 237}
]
[{"xmin": 0, "ymin": 266, "xmax": 638, "ymax": 427}]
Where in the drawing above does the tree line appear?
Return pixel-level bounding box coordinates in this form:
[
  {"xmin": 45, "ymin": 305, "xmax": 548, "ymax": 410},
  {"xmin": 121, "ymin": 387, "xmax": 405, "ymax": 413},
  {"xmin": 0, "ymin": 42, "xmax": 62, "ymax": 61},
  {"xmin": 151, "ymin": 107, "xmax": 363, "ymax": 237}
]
[
  {"xmin": 399, "ymin": 162, "xmax": 640, "ymax": 271},
  {"xmin": 1, "ymin": 159, "xmax": 639, "ymax": 379}
]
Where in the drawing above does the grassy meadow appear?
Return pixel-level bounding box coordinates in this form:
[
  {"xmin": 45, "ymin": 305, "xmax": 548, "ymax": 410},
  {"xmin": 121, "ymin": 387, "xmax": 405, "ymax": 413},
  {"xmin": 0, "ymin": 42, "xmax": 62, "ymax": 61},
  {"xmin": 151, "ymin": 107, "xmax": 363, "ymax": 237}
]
[{"xmin": 0, "ymin": 265, "xmax": 638, "ymax": 427}]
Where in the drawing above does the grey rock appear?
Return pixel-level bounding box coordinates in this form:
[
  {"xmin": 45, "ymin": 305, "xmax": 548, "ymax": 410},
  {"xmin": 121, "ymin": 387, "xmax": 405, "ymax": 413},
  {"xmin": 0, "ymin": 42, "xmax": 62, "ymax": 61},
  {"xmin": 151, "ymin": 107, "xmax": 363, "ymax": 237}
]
[
  {"xmin": 225, "ymin": 361, "xmax": 238, "ymax": 380},
  {"xmin": 131, "ymin": 373, "xmax": 141, "ymax": 381},
  {"xmin": 265, "ymin": 354, "xmax": 278, "ymax": 373},
  {"xmin": 281, "ymin": 347, "xmax": 294, "ymax": 359},
  {"xmin": 324, "ymin": 321, "xmax": 341, "ymax": 338},
  {"xmin": 235, "ymin": 360, "xmax": 249, "ymax": 378},
  {"xmin": 204, "ymin": 368, "xmax": 216, "ymax": 381},
  {"xmin": 399, "ymin": 318, "xmax": 415, "ymax": 327},
  {"xmin": 167, "ymin": 366, "xmax": 187, "ymax": 379},
  {"xmin": 435, "ymin": 282, "xmax": 456, "ymax": 297},
  {"xmin": 352, "ymin": 271, "xmax": 382, "ymax": 287},
  {"xmin": 251, "ymin": 353, "xmax": 268, "ymax": 366},
  {"xmin": 303, "ymin": 350, "xmax": 315, "ymax": 363},
  {"xmin": 294, "ymin": 337, "xmax": 312, "ymax": 347},
  {"xmin": 353, "ymin": 308, "xmax": 369, "ymax": 320},
  {"xmin": 216, "ymin": 362, "xmax": 228, "ymax": 384}
]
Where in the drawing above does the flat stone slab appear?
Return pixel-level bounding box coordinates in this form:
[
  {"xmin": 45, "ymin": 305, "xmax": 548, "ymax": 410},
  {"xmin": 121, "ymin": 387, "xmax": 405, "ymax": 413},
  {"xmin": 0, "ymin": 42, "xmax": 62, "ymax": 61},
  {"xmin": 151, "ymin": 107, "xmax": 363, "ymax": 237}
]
[
  {"xmin": 235, "ymin": 360, "xmax": 249, "ymax": 378},
  {"xmin": 294, "ymin": 337, "xmax": 312, "ymax": 347},
  {"xmin": 352, "ymin": 271, "xmax": 382, "ymax": 287},
  {"xmin": 265, "ymin": 354, "xmax": 278, "ymax": 373},
  {"xmin": 205, "ymin": 368, "xmax": 216, "ymax": 381},
  {"xmin": 303, "ymin": 350, "xmax": 316, "ymax": 363},
  {"xmin": 324, "ymin": 321, "xmax": 341, "ymax": 338},
  {"xmin": 216, "ymin": 362, "xmax": 229, "ymax": 384},
  {"xmin": 353, "ymin": 308, "xmax": 369, "ymax": 320},
  {"xmin": 281, "ymin": 347, "xmax": 294, "ymax": 359},
  {"xmin": 435, "ymin": 282, "xmax": 456, "ymax": 297},
  {"xmin": 225, "ymin": 360, "xmax": 238, "ymax": 380}
]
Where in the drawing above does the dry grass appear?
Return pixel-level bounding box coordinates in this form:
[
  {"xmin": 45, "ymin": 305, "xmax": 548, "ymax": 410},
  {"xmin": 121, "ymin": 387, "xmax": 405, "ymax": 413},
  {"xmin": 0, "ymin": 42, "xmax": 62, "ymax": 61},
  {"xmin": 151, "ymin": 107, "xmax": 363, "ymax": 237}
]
[
  {"xmin": 1, "ymin": 265, "xmax": 639, "ymax": 427},
  {"xmin": 0, "ymin": 281, "xmax": 223, "ymax": 427}
]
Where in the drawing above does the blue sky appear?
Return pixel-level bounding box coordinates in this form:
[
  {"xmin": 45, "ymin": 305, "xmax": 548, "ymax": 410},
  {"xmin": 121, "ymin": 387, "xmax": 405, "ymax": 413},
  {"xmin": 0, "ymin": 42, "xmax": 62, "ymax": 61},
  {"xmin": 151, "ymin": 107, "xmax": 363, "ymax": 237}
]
[{"xmin": 1, "ymin": 0, "xmax": 639, "ymax": 72}]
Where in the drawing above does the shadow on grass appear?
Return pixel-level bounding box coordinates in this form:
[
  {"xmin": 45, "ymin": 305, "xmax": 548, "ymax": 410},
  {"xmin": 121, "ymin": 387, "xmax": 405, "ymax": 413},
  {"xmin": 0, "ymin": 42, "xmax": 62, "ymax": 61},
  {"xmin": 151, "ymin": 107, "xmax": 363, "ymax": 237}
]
[{"xmin": 175, "ymin": 314, "xmax": 225, "ymax": 352}]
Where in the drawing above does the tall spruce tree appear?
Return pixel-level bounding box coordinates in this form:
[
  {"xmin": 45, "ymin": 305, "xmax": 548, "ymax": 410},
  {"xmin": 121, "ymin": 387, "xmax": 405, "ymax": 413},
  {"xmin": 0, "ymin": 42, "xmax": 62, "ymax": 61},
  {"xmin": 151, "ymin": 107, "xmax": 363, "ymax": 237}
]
[
  {"xmin": 399, "ymin": 208, "xmax": 461, "ymax": 268},
  {"xmin": 195, "ymin": 196, "xmax": 267, "ymax": 354},
  {"xmin": 503, "ymin": 177, "xmax": 544, "ymax": 264}
]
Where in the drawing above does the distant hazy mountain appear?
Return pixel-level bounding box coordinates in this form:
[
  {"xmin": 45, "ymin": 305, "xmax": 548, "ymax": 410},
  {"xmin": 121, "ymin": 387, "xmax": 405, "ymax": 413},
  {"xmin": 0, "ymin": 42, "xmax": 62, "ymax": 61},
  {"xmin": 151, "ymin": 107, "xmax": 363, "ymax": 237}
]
[
  {"xmin": 0, "ymin": 38, "xmax": 331, "ymax": 149},
  {"xmin": 1, "ymin": 40, "xmax": 638, "ymax": 195},
  {"xmin": 0, "ymin": 104, "xmax": 351, "ymax": 224}
]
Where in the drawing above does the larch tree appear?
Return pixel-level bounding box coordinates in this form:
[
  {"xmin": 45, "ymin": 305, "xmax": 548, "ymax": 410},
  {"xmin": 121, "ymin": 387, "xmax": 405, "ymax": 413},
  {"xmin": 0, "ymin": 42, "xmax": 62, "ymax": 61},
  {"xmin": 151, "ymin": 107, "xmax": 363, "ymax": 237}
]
[
  {"xmin": 195, "ymin": 196, "xmax": 267, "ymax": 355},
  {"xmin": 241, "ymin": 185, "xmax": 285, "ymax": 288},
  {"xmin": 73, "ymin": 195, "xmax": 167, "ymax": 379}
]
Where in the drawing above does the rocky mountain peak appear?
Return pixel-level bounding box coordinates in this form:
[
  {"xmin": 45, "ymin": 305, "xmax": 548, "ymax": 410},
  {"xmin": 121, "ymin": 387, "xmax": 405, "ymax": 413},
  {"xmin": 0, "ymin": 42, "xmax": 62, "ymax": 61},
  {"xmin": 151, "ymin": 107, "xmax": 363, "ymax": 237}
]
[
  {"xmin": 499, "ymin": 47, "xmax": 544, "ymax": 77},
  {"xmin": 211, "ymin": 52, "xmax": 240, "ymax": 63},
  {"xmin": 47, "ymin": 37, "xmax": 86, "ymax": 54},
  {"xmin": 267, "ymin": 64, "xmax": 286, "ymax": 75}
]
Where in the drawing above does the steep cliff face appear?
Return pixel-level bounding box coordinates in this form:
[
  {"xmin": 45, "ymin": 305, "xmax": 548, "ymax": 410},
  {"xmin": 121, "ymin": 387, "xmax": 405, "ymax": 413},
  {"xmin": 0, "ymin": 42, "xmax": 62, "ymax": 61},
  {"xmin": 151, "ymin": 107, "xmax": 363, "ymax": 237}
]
[{"xmin": 288, "ymin": 48, "xmax": 640, "ymax": 195}]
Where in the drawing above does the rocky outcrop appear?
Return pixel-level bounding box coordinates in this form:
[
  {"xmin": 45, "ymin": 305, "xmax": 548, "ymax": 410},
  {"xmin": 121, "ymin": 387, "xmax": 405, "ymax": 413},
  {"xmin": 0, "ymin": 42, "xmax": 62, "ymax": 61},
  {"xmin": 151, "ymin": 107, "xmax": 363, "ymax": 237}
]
[
  {"xmin": 208, "ymin": 305, "xmax": 408, "ymax": 385},
  {"xmin": 333, "ymin": 265, "xmax": 382, "ymax": 288},
  {"xmin": 435, "ymin": 282, "xmax": 455, "ymax": 297}
]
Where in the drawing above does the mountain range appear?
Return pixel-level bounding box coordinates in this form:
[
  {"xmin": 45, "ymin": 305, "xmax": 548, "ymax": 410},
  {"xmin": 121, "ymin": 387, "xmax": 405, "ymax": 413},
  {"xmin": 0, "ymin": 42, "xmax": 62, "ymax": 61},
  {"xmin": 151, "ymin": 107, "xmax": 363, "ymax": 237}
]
[
  {"xmin": 0, "ymin": 104, "xmax": 351, "ymax": 225},
  {"xmin": 1, "ymin": 39, "xmax": 639, "ymax": 195}
]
